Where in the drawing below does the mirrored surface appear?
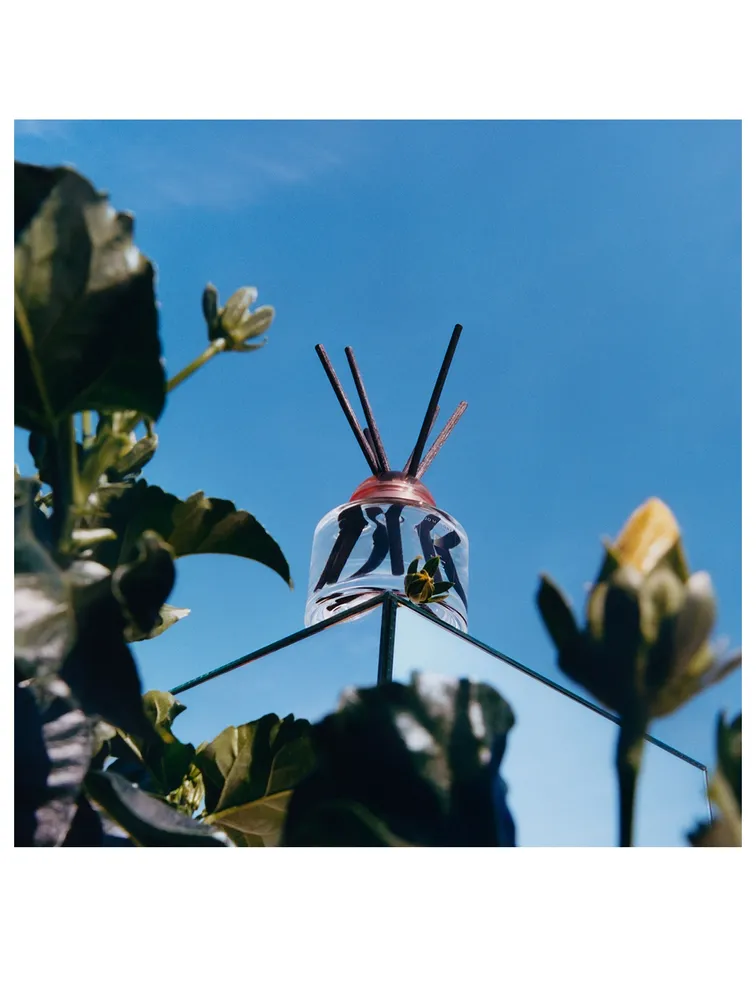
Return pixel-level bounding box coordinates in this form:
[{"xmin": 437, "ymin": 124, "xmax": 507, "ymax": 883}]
[
  {"xmin": 171, "ymin": 602, "xmax": 382, "ymax": 747},
  {"xmin": 392, "ymin": 604, "xmax": 709, "ymax": 847}
]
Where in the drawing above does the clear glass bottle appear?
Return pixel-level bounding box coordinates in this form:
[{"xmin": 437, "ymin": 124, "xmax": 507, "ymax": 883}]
[{"xmin": 305, "ymin": 473, "xmax": 469, "ymax": 632}]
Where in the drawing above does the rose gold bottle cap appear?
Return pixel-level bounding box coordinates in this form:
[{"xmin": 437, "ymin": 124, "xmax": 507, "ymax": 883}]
[{"xmin": 349, "ymin": 473, "xmax": 436, "ymax": 506}]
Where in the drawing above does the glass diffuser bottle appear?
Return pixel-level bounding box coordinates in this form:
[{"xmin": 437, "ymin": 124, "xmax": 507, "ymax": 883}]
[
  {"xmin": 304, "ymin": 325, "xmax": 470, "ymax": 632},
  {"xmin": 305, "ymin": 473, "xmax": 469, "ymax": 631}
]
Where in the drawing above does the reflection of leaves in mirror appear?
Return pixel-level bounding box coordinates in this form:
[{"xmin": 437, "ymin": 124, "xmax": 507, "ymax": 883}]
[{"xmin": 284, "ymin": 673, "xmax": 516, "ymax": 847}]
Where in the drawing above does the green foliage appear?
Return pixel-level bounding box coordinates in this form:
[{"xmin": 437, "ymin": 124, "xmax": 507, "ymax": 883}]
[
  {"xmin": 15, "ymin": 162, "xmax": 165, "ymax": 434},
  {"xmin": 97, "ymin": 690, "xmax": 316, "ymax": 847},
  {"xmin": 85, "ymin": 770, "xmax": 231, "ymax": 847},
  {"xmin": 688, "ymin": 712, "xmax": 742, "ymax": 847},
  {"xmin": 90, "ymin": 480, "xmax": 292, "ymax": 586},
  {"xmin": 283, "ymin": 673, "xmax": 516, "ymax": 847},
  {"xmin": 13, "ymin": 159, "xmax": 289, "ymax": 847}
]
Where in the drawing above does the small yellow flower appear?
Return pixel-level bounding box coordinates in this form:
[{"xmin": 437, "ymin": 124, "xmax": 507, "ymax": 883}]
[{"xmin": 404, "ymin": 556, "xmax": 455, "ymax": 605}]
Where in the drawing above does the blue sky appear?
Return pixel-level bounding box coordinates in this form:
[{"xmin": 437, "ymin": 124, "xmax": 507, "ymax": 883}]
[{"xmin": 15, "ymin": 120, "xmax": 741, "ymax": 784}]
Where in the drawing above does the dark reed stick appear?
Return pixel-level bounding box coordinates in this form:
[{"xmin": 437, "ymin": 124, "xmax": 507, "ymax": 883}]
[
  {"xmin": 315, "ymin": 344, "xmax": 379, "ymax": 475},
  {"xmin": 405, "ymin": 324, "xmax": 463, "ymax": 477},
  {"xmin": 403, "ymin": 406, "xmax": 440, "ymax": 475},
  {"xmin": 345, "ymin": 347, "xmax": 390, "ymax": 473},
  {"xmin": 363, "ymin": 427, "xmax": 379, "ymax": 468},
  {"xmin": 416, "ymin": 401, "xmax": 468, "ymax": 479}
]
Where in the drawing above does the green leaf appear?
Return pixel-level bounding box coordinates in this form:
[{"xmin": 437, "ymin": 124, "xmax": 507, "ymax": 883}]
[
  {"xmin": 15, "ymin": 677, "xmax": 93, "ymax": 846},
  {"xmin": 536, "ymin": 574, "xmax": 580, "ymax": 656},
  {"xmin": 111, "ymin": 530, "xmax": 176, "ymax": 637},
  {"xmin": 283, "ymin": 673, "xmax": 516, "ymax": 847},
  {"xmin": 406, "ymin": 557, "xmax": 420, "ymax": 577},
  {"xmin": 196, "ymin": 714, "xmax": 315, "ymax": 818},
  {"xmin": 58, "ymin": 560, "xmax": 151, "ymax": 738},
  {"xmin": 133, "ymin": 690, "xmax": 196, "ymax": 796},
  {"xmin": 85, "ymin": 770, "xmax": 231, "ymax": 846},
  {"xmin": 92, "ymin": 480, "xmax": 292, "ymax": 586},
  {"xmin": 14, "ymin": 162, "xmax": 165, "ymax": 433},
  {"xmin": 716, "ymin": 711, "xmax": 742, "ymax": 809},
  {"xmin": 142, "ymin": 690, "xmax": 187, "ymax": 732},
  {"xmin": 125, "ymin": 604, "xmax": 190, "ymax": 642},
  {"xmin": 206, "ymin": 789, "xmax": 294, "ymax": 846},
  {"xmin": 202, "ymin": 283, "xmax": 219, "ymax": 333},
  {"xmin": 28, "ymin": 429, "xmax": 84, "ymax": 489},
  {"xmin": 107, "ymin": 430, "xmax": 159, "ymax": 480},
  {"xmin": 14, "ymin": 478, "xmax": 75, "ymax": 681},
  {"xmin": 423, "ymin": 555, "xmax": 441, "ymax": 577},
  {"xmin": 598, "ymin": 568, "xmax": 645, "ymax": 713}
]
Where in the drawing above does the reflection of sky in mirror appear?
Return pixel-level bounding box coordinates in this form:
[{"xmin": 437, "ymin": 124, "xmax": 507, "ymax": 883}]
[
  {"xmin": 171, "ymin": 605, "xmax": 382, "ymax": 747},
  {"xmin": 391, "ymin": 606, "xmax": 709, "ymax": 847}
]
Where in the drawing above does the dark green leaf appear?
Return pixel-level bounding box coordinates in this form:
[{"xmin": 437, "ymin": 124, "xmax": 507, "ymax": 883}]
[
  {"xmin": 598, "ymin": 569, "xmax": 645, "ymax": 713},
  {"xmin": 92, "ymin": 480, "xmax": 291, "ymax": 586},
  {"xmin": 59, "ymin": 561, "xmax": 150, "ymax": 738},
  {"xmin": 202, "ymin": 283, "xmax": 219, "ymax": 334},
  {"xmin": 536, "ymin": 574, "xmax": 580, "ymax": 656},
  {"xmin": 28, "ymin": 430, "xmax": 84, "ymax": 489},
  {"xmin": 125, "ymin": 603, "xmax": 190, "ymax": 642},
  {"xmin": 14, "ymin": 478, "xmax": 75, "ymax": 681},
  {"xmin": 107, "ymin": 431, "xmax": 159, "ymax": 480},
  {"xmin": 85, "ymin": 770, "xmax": 231, "ymax": 846},
  {"xmin": 111, "ymin": 530, "xmax": 176, "ymax": 636},
  {"xmin": 61, "ymin": 794, "xmax": 105, "ymax": 846},
  {"xmin": 283, "ymin": 673, "xmax": 516, "ymax": 847},
  {"xmin": 423, "ymin": 555, "xmax": 441, "ymax": 577},
  {"xmin": 716, "ymin": 711, "xmax": 742, "ymax": 809},
  {"xmin": 15, "ymin": 677, "xmax": 93, "ymax": 846},
  {"xmin": 406, "ymin": 557, "xmax": 420, "ymax": 577},
  {"xmin": 14, "ymin": 162, "xmax": 165, "ymax": 433}
]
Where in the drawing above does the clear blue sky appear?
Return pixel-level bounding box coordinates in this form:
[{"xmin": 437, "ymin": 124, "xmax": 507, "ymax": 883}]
[{"xmin": 15, "ymin": 120, "xmax": 741, "ymax": 777}]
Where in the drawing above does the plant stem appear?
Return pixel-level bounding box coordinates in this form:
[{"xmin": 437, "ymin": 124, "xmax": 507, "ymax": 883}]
[
  {"xmin": 615, "ymin": 717, "xmax": 647, "ymax": 848},
  {"xmin": 82, "ymin": 410, "xmax": 95, "ymax": 446},
  {"xmin": 167, "ymin": 339, "xmax": 227, "ymax": 393},
  {"xmin": 15, "ymin": 290, "xmax": 56, "ymax": 429},
  {"xmin": 53, "ymin": 416, "xmax": 83, "ymax": 555}
]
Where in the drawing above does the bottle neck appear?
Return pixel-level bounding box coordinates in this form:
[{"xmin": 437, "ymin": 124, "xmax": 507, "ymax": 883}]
[{"xmin": 348, "ymin": 472, "xmax": 436, "ymax": 506}]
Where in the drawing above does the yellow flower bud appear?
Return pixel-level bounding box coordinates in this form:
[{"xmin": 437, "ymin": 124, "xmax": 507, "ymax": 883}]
[{"xmin": 613, "ymin": 497, "xmax": 681, "ymax": 576}]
